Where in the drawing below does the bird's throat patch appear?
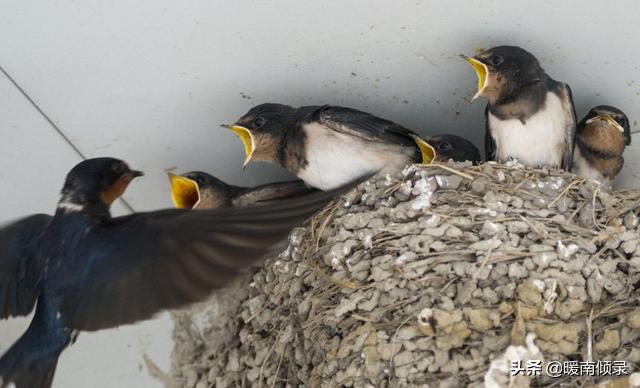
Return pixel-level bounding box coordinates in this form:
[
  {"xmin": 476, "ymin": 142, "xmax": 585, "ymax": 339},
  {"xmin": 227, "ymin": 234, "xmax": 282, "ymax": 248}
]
[
  {"xmin": 168, "ymin": 174, "xmax": 201, "ymax": 209},
  {"xmin": 100, "ymin": 176, "xmax": 133, "ymax": 206}
]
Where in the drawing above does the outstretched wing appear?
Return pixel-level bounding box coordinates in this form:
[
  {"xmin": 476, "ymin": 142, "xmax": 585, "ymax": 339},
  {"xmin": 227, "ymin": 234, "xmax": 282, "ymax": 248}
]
[
  {"xmin": 58, "ymin": 182, "xmax": 358, "ymax": 331},
  {"xmin": 233, "ymin": 180, "xmax": 316, "ymax": 207},
  {"xmin": 0, "ymin": 214, "xmax": 51, "ymax": 318}
]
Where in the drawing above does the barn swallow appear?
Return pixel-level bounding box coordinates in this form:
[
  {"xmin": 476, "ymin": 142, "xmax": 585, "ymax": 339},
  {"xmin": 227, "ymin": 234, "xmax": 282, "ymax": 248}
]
[
  {"xmin": 425, "ymin": 134, "xmax": 482, "ymax": 164},
  {"xmin": 223, "ymin": 104, "xmax": 437, "ymax": 190},
  {"xmin": 573, "ymin": 105, "xmax": 631, "ymax": 186},
  {"xmin": 0, "ymin": 157, "xmax": 357, "ymax": 388},
  {"xmin": 168, "ymin": 171, "xmax": 314, "ymax": 209},
  {"xmin": 462, "ymin": 46, "xmax": 576, "ymax": 170}
]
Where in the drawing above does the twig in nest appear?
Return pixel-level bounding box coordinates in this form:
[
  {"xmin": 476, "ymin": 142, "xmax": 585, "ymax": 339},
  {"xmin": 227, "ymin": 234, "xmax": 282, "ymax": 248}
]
[
  {"xmin": 246, "ymin": 303, "xmax": 272, "ymax": 323},
  {"xmin": 427, "ymin": 162, "xmax": 475, "ymax": 180},
  {"xmin": 586, "ymin": 308, "xmax": 594, "ymax": 363},
  {"xmin": 388, "ymin": 310, "xmax": 421, "ymax": 384},
  {"xmin": 312, "ymin": 201, "xmax": 340, "ymax": 253},
  {"xmin": 303, "ymin": 260, "xmax": 360, "ymax": 289},
  {"xmin": 473, "ymin": 247, "xmax": 495, "ymax": 279},
  {"xmin": 592, "ymin": 186, "xmax": 605, "ymax": 230},
  {"xmin": 547, "ymin": 177, "xmax": 585, "ymax": 208},
  {"xmin": 270, "ymin": 346, "xmax": 286, "ymax": 388},
  {"xmin": 258, "ymin": 330, "xmax": 282, "ymax": 388}
]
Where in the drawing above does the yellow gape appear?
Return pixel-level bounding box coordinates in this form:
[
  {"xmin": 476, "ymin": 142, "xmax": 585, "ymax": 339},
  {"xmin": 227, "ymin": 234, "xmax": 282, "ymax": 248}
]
[
  {"xmin": 168, "ymin": 174, "xmax": 200, "ymax": 209},
  {"xmin": 462, "ymin": 56, "xmax": 489, "ymax": 101},
  {"xmin": 226, "ymin": 125, "xmax": 255, "ymax": 168},
  {"xmin": 586, "ymin": 114, "xmax": 625, "ymax": 133},
  {"xmin": 414, "ymin": 138, "xmax": 437, "ymax": 164}
]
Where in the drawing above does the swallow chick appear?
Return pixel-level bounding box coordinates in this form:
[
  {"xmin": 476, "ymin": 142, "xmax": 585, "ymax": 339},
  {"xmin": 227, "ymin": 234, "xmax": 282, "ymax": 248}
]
[
  {"xmin": 168, "ymin": 171, "xmax": 314, "ymax": 209},
  {"xmin": 224, "ymin": 104, "xmax": 437, "ymax": 190},
  {"xmin": 462, "ymin": 46, "xmax": 576, "ymax": 170},
  {"xmin": 573, "ymin": 105, "xmax": 631, "ymax": 186},
  {"xmin": 425, "ymin": 134, "xmax": 482, "ymax": 164},
  {"xmin": 0, "ymin": 157, "xmax": 356, "ymax": 388}
]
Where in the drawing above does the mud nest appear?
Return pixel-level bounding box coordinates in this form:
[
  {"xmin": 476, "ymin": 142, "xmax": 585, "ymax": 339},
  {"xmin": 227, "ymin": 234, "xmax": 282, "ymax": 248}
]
[{"xmin": 170, "ymin": 162, "xmax": 640, "ymax": 388}]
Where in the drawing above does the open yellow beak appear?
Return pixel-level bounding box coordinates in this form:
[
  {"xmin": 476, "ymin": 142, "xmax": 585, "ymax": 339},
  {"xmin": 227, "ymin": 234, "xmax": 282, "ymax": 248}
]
[
  {"xmin": 414, "ymin": 137, "xmax": 437, "ymax": 164},
  {"xmin": 168, "ymin": 173, "xmax": 201, "ymax": 209},
  {"xmin": 586, "ymin": 114, "xmax": 625, "ymax": 133},
  {"xmin": 461, "ymin": 55, "xmax": 489, "ymax": 101},
  {"xmin": 223, "ymin": 125, "xmax": 255, "ymax": 169}
]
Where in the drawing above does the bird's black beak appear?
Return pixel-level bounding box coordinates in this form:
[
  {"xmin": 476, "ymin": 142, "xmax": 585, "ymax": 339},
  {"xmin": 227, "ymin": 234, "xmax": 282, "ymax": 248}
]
[{"xmin": 126, "ymin": 170, "xmax": 145, "ymax": 178}]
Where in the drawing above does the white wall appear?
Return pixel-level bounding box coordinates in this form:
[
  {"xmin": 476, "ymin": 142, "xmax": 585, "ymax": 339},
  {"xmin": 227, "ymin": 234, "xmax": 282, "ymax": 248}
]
[{"xmin": 1, "ymin": 0, "xmax": 639, "ymax": 386}]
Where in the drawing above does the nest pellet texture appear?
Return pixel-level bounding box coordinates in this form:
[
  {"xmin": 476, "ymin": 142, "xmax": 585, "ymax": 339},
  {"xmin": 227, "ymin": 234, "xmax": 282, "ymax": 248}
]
[{"xmin": 171, "ymin": 162, "xmax": 640, "ymax": 388}]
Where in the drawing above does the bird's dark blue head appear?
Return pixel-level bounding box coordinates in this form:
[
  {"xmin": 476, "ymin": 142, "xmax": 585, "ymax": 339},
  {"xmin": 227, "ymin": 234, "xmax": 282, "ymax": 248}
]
[
  {"xmin": 168, "ymin": 171, "xmax": 235, "ymax": 209},
  {"xmin": 428, "ymin": 135, "xmax": 482, "ymax": 164},
  {"xmin": 463, "ymin": 45, "xmax": 545, "ymax": 104},
  {"xmin": 581, "ymin": 105, "xmax": 631, "ymax": 146},
  {"xmin": 224, "ymin": 103, "xmax": 297, "ymax": 168},
  {"xmin": 60, "ymin": 157, "xmax": 143, "ymax": 207}
]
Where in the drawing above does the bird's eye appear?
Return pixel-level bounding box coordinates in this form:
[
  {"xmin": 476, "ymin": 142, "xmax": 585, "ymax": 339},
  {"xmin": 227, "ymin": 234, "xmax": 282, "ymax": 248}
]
[
  {"xmin": 438, "ymin": 142, "xmax": 453, "ymax": 151},
  {"xmin": 194, "ymin": 176, "xmax": 205, "ymax": 186},
  {"xmin": 490, "ymin": 55, "xmax": 504, "ymax": 66},
  {"xmin": 618, "ymin": 117, "xmax": 626, "ymax": 126},
  {"xmin": 254, "ymin": 117, "xmax": 266, "ymax": 128},
  {"xmin": 111, "ymin": 163, "xmax": 122, "ymax": 172}
]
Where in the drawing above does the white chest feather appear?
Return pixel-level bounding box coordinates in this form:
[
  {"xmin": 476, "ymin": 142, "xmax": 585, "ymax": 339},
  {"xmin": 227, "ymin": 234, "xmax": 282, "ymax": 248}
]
[
  {"xmin": 297, "ymin": 123, "xmax": 413, "ymax": 190},
  {"xmin": 572, "ymin": 148, "xmax": 612, "ymax": 187},
  {"xmin": 488, "ymin": 92, "xmax": 569, "ymax": 167}
]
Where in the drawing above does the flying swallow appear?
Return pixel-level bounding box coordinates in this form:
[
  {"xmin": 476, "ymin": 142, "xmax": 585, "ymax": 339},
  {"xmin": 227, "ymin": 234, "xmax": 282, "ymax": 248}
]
[
  {"xmin": 223, "ymin": 104, "xmax": 437, "ymax": 190},
  {"xmin": 0, "ymin": 157, "xmax": 356, "ymax": 388},
  {"xmin": 168, "ymin": 171, "xmax": 314, "ymax": 209},
  {"xmin": 462, "ymin": 46, "xmax": 576, "ymax": 170},
  {"xmin": 573, "ymin": 105, "xmax": 631, "ymax": 186}
]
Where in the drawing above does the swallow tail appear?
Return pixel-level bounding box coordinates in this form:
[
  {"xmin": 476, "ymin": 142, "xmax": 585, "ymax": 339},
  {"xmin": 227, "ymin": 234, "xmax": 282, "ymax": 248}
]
[{"xmin": 0, "ymin": 301, "xmax": 71, "ymax": 388}]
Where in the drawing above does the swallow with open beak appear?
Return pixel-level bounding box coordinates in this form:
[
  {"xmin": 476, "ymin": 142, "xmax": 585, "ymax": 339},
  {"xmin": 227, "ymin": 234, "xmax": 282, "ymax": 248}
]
[
  {"xmin": 462, "ymin": 46, "xmax": 576, "ymax": 170},
  {"xmin": 573, "ymin": 105, "xmax": 631, "ymax": 186},
  {"xmin": 223, "ymin": 104, "xmax": 437, "ymax": 190},
  {"xmin": 168, "ymin": 171, "xmax": 314, "ymax": 210},
  {"xmin": 425, "ymin": 134, "xmax": 482, "ymax": 164},
  {"xmin": 0, "ymin": 157, "xmax": 357, "ymax": 388}
]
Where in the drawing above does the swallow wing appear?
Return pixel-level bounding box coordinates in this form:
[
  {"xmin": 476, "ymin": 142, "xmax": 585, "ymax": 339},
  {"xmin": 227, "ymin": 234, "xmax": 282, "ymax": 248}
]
[
  {"xmin": 313, "ymin": 105, "xmax": 421, "ymax": 147},
  {"xmin": 232, "ymin": 180, "xmax": 315, "ymax": 207},
  {"xmin": 560, "ymin": 83, "xmax": 578, "ymax": 171},
  {"xmin": 0, "ymin": 214, "xmax": 51, "ymax": 318},
  {"xmin": 58, "ymin": 184, "xmax": 354, "ymax": 331},
  {"xmin": 484, "ymin": 106, "xmax": 497, "ymax": 162}
]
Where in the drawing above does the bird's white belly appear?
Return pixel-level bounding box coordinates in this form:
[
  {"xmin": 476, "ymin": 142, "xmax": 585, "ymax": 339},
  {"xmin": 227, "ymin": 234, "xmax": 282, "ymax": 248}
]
[
  {"xmin": 489, "ymin": 92, "xmax": 568, "ymax": 168},
  {"xmin": 573, "ymin": 148, "xmax": 611, "ymax": 187},
  {"xmin": 297, "ymin": 123, "xmax": 413, "ymax": 190}
]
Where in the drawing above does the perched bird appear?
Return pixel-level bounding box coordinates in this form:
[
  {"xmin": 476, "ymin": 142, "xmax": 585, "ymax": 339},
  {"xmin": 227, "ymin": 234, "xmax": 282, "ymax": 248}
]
[
  {"xmin": 0, "ymin": 157, "xmax": 356, "ymax": 388},
  {"xmin": 168, "ymin": 171, "xmax": 313, "ymax": 209},
  {"xmin": 462, "ymin": 46, "xmax": 576, "ymax": 170},
  {"xmin": 223, "ymin": 104, "xmax": 437, "ymax": 190},
  {"xmin": 426, "ymin": 134, "xmax": 482, "ymax": 164},
  {"xmin": 573, "ymin": 105, "xmax": 631, "ymax": 186}
]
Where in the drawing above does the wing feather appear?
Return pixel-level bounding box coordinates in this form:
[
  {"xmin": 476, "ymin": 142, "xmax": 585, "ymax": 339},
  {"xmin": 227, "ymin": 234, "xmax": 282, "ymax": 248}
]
[
  {"xmin": 58, "ymin": 181, "xmax": 360, "ymax": 330},
  {"xmin": 0, "ymin": 214, "xmax": 50, "ymax": 318}
]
